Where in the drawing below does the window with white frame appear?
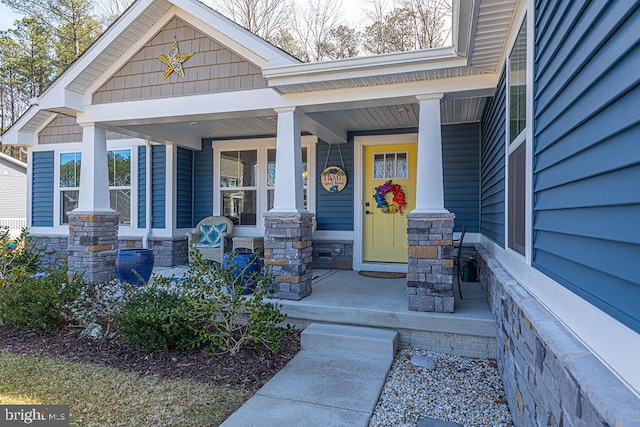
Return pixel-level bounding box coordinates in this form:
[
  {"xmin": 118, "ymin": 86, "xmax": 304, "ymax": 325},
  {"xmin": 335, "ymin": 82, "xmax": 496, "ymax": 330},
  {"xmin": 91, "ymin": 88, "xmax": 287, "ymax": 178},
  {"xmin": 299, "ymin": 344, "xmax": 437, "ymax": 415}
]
[
  {"xmin": 58, "ymin": 149, "xmax": 132, "ymax": 225},
  {"xmin": 59, "ymin": 152, "xmax": 81, "ymax": 225},
  {"xmin": 215, "ymin": 139, "xmax": 314, "ymax": 228},
  {"xmin": 220, "ymin": 150, "xmax": 258, "ymax": 226},
  {"xmin": 107, "ymin": 149, "xmax": 132, "ymax": 225},
  {"xmin": 507, "ymin": 18, "xmax": 527, "ymax": 255}
]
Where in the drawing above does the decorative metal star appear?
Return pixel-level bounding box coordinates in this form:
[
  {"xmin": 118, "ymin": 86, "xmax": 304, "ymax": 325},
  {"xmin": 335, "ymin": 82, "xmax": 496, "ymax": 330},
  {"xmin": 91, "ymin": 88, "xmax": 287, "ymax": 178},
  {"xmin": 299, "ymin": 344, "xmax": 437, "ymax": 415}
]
[{"xmin": 157, "ymin": 38, "xmax": 195, "ymax": 80}]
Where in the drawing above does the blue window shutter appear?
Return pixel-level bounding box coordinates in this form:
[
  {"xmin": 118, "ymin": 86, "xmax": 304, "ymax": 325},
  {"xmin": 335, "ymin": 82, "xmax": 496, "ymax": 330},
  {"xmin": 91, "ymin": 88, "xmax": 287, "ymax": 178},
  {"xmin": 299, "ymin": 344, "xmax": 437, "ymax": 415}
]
[
  {"xmin": 31, "ymin": 151, "xmax": 54, "ymax": 227},
  {"xmin": 137, "ymin": 146, "xmax": 147, "ymax": 229}
]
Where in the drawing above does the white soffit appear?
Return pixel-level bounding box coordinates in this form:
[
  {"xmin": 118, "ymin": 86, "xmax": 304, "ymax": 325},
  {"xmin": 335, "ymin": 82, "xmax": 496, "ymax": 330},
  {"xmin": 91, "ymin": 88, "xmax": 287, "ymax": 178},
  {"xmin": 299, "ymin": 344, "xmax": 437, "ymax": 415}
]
[{"xmin": 469, "ymin": 0, "xmax": 519, "ymax": 71}]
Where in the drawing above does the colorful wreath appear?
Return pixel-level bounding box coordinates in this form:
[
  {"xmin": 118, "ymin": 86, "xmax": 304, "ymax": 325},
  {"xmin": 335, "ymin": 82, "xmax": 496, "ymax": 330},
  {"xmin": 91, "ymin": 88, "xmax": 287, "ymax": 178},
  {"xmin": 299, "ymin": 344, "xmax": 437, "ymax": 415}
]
[{"xmin": 373, "ymin": 180, "xmax": 407, "ymax": 215}]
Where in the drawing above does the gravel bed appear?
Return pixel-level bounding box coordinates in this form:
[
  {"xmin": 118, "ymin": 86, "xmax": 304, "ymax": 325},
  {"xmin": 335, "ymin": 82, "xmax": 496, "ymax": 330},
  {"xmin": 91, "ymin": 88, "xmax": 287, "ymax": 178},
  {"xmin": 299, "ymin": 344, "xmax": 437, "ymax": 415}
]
[{"xmin": 370, "ymin": 348, "xmax": 512, "ymax": 427}]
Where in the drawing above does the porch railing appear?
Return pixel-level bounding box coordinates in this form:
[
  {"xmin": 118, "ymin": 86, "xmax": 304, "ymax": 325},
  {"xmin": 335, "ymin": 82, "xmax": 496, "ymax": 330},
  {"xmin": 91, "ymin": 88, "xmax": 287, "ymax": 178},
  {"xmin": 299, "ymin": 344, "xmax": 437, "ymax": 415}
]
[{"xmin": 0, "ymin": 218, "xmax": 27, "ymax": 236}]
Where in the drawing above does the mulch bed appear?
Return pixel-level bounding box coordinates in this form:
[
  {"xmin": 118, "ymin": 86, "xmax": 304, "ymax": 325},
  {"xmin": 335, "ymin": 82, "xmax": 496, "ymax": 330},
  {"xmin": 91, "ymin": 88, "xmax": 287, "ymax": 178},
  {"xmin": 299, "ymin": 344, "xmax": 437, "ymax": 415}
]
[{"xmin": 0, "ymin": 324, "xmax": 300, "ymax": 393}]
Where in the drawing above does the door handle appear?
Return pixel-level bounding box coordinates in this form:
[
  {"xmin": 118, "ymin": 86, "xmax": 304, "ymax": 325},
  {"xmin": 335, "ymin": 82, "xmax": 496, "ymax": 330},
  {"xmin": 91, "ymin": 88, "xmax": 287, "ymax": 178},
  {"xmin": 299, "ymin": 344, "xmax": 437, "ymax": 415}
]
[{"xmin": 365, "ymin": 210, "xmax": 372, "ymax": 215}]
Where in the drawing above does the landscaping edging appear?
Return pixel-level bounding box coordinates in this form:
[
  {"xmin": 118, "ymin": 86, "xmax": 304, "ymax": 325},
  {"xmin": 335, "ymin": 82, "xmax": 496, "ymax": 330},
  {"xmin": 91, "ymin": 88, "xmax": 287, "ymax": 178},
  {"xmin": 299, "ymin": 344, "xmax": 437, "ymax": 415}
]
[{"xmin": 477, "ymin": 245, "xmax": 640, "ymax": 426}]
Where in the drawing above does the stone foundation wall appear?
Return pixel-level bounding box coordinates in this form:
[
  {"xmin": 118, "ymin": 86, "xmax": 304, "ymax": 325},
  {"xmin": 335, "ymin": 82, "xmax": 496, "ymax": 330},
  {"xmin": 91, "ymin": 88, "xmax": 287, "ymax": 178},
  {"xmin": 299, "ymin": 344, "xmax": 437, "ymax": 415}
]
[
  {"xmin": 477, "ymin": 246, "xmax": 640, "ymax": 426},
  {"xmin": 312, "ymin": 240, "xmax": 353, "ymax": 270},
  {"xmin": 33, "ymin": 236, "xmax": 69, "ymax": 269},
  {"xmin": 33, "ymin": 235, "xmax": 188, "ymax": 269}
]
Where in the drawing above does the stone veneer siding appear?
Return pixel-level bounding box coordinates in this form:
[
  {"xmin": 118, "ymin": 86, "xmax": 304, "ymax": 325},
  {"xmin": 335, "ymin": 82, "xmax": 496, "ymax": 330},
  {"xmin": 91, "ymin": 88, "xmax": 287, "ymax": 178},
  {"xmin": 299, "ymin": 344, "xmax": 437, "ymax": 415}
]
[
  {"xmin": 67, "ymin": 211, "xmax": 119, "ymax": 283},
  {"xmin": 34, "ymin": 235, "xmax": 187, "ymax": 270},
  {"xmin": 406, "ymin": 212, "xmax": 455, "ymax": 313},
  {"xmin": 264, "ymin": 212, "xmax": 314, "ymax": 300},
  {"xmin": 312, "ymin": 240, "xmax": 353, "ymax": 270},
  {"xmin": 477, "ymin": 246, "xmax": 640, "ymax": 426}
]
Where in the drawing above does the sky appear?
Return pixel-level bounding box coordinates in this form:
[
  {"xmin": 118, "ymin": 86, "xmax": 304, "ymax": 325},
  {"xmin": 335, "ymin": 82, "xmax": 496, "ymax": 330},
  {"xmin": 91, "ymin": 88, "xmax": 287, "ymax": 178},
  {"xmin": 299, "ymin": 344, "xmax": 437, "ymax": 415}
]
[
  {"xmin": 0, "ymin": 3, "xmax": 22, "ymax": 31},
  {"xmin": 0, "ymin": 0, "xmax": 376, "ymax": 32}
]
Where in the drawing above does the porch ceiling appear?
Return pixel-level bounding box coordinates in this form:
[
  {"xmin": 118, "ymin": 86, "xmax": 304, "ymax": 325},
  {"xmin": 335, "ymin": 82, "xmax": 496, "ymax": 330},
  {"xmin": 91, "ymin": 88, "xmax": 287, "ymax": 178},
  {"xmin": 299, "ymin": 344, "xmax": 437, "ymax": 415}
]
[{"xmin": 111, "ymin": 97, "xmax": 486, "ymax": 142}]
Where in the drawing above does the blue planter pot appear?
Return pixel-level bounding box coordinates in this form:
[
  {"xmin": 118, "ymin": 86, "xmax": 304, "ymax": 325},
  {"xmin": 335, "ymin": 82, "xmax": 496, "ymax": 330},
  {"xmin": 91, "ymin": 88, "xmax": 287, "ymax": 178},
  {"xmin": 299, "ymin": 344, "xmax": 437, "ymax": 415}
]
[
  {"xmin": 222, "ymin": 251, "xmax": 261, "ymax": 295},
  {"xmin": 116, "ymin": 249, "xmax": 154, "ymax": 286}
]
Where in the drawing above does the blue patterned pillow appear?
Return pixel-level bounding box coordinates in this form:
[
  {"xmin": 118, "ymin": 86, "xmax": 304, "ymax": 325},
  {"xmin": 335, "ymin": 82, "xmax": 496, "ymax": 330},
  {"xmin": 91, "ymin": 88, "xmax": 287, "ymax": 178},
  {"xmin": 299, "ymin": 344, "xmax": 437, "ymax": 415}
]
[{"xmin": 198, "ymin": 223, "xmax": 226, "ymax": 247}]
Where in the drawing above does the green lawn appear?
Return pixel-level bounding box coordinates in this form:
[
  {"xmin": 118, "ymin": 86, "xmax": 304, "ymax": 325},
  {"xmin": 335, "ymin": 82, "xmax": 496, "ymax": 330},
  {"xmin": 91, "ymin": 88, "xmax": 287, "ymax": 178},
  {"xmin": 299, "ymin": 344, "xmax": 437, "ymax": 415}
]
[{"xmin": 0, "ymin": 352, "xmax": 250, "ymax": 426}]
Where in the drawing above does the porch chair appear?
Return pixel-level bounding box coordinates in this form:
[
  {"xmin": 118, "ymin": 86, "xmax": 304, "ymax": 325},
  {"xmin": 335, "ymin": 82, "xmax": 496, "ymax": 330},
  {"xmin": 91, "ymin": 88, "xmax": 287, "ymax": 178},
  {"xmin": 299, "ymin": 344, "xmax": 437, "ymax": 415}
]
[
  {"xmin": 186, "ymin": 216, "xmax": 234, "ymax": 263},
  {"xmin": 453, "ymin": 226, "xmax": 467, "ymax": 300}
]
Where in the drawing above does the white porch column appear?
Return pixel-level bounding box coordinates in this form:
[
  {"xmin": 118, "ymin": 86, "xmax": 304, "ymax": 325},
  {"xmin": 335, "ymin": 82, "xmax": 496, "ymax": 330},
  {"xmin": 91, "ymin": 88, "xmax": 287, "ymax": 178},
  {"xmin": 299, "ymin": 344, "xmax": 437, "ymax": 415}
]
[
  {"xmin": 272, "ymin": 107, "xmax": 306, "ymax": 213},
  {"xmin": 413, "ymin": 94, "xmax": 449, "ymax": 214},
  {"xmin": 77, "ymin": 123, "xmax": 113, "ymax": 212},
  {"xmin": 68, "ymin": 123, "xmax": 119, "ymax": 283}
]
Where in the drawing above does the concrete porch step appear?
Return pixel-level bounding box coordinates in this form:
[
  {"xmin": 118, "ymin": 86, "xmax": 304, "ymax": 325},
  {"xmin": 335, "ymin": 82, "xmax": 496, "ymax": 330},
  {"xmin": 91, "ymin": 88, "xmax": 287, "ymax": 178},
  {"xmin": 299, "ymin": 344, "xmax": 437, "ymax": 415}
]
[{"xmin": 301, "ymin": 323, "xmax": 399, "ymax": 361}]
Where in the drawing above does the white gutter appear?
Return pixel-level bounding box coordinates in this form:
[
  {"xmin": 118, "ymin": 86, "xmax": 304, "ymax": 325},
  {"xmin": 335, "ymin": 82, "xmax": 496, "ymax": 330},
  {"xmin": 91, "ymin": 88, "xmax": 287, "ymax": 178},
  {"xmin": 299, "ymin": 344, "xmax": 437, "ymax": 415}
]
[
  {"xmin": 142, "ymin": 140, "xmax": 152, "ymax": 249},
  {"xmin": 263, "ymin": 46, "xmax": 465, "ymax": 86}
]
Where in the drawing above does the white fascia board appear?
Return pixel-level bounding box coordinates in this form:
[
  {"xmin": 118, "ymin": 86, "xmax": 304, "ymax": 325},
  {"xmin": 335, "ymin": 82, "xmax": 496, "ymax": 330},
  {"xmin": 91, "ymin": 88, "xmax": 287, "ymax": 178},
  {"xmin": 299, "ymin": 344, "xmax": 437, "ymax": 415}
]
[
  {"xmin": 78, "ymin": 74, "xmax": 497, "ymax": 125},
  {"xmin": 39, "ymin": 0, "xmax": 157, "ymax": 100},
  {"xmin": 264, "ymin": 47, "xmax": 464, "ymax": 87},
  {"xmin": 0, "ymin": 107, "xmax": 42, "ymax": 146},
  {"xmin": 0, "ymin": 152, "xmax": 26, "ymax": 169},
  {"xmin": 39, "ymin": 88, "xmax": 84, "ymax": 112}
]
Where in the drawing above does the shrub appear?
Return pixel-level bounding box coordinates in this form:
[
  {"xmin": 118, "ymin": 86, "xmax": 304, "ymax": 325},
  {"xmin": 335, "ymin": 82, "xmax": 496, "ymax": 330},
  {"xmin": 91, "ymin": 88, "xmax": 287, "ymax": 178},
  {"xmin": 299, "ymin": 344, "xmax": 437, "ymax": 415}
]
[
  {"xmin": 0, "ymin": 227, "xmax": 41, "ymax": 285},
  {"xmin": 177, "ymin": 248, "xmax": 290, "ymax": 355},
  {"xmin": 115, "ymin": 248, "xmax": 290, "ymax": 355},
  {"xmin": 0, "ymin": 268, "xmax": 85, "ymax": 328},
  {"xmin": 63, "ymin": 279, "xmax": 129, "ymax": 335},
  {"xmin": 115, "ymin": 280, "xmax": 197, "ymax": 352}
]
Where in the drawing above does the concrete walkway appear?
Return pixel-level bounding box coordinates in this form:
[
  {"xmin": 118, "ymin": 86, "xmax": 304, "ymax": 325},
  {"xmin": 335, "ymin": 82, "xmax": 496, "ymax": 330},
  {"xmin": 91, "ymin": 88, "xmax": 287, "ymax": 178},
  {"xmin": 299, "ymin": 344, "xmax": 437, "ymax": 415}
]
[{"xmin": 221, "ymin": 323, "xmax": 399, "ymax": 427}]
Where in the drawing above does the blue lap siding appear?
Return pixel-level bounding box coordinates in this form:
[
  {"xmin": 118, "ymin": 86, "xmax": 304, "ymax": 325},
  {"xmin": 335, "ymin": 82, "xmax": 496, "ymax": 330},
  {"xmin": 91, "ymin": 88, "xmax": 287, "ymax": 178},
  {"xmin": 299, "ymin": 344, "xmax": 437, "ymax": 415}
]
[
  {"xmin": 193, "ymin": 140, "xmax": 214, "ymax": 226},
  {"xmin": 31, "ymin": 151, "xmax": 54, "ymax": 227},
  {"xmin": 315, "ymin": 140, "xmax": 354, "ymax": 231},
  {"xmin": 138, "ymin": 145, "xmax": 166, "ymax": 229},
  {"xmin": 442, "ymin": 123, "xmax": 480, "ymax": 233},
  {"xmin": 176, "ymin": 147, "xmax": 193, "ymax": 228},
  {"xmin": 480, "ymin": 69, "xmax": 506, "ymax": 248},
  {"xmin": 316, "ymin": 126, "xmax": 480, "ymax": 233},
  {"xmin": 533, "ymin": 0, "xmax": 640, "ymax": 332}
]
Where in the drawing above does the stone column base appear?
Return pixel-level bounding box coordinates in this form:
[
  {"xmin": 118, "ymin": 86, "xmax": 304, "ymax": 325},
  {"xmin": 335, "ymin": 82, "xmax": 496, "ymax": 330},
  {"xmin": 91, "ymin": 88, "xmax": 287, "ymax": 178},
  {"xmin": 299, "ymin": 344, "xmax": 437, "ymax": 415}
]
[
  {"xmin": 68, "ymin": 210, "xmax": 119, "ymax": 283},
  {"xmin": 406, "ymin": 212, "xmax": 455, "ymax": 312},
  {"xmin": 263, "ymin": 211, "xmax": 314, "ymax": 300}
]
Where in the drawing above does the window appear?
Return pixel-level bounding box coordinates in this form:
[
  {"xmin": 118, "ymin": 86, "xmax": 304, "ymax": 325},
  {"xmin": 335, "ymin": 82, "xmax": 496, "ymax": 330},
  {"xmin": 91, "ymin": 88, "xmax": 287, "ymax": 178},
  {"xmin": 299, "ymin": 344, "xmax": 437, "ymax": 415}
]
[
  {"xmin": 215, "ymin": 138, "xmax": 315, "ymax": 229},
  {"xmin": 220, "ymin": 150, "xmax": 258, "ymax": 226},
  {"xmin": 60, "ymin": 152, "xmax": 81, "ymax": 225},
  {"xmin": 507, "ymin": 17, "xmax": 528, "ymax": 255},
  {"xmin": 108, "ymin": 149, "xmax": 131, "ymax": 225},
  {"xmin": 509, "ymin": 20, "xmax": 527, "ymax": 143},
  {"xmin": 508, "ymin": 143, "xmax": 526, "ymax": 255},
  {"xmin": 267, "ymin": 147, "xmax": 308, "ymax": 210},
  {"xmin": 373, "ymin": 152, "xmax": 408, "ymax": 179},
  {"xmin": 58, "ymin": 149, "xmax": 132, "ymax": 225}
]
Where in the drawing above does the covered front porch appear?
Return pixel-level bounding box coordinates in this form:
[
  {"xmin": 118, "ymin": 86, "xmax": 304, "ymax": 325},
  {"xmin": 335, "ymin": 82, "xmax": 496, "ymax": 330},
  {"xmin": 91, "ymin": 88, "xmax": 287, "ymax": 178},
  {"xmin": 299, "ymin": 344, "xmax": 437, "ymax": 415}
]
[{"xmin": 154, "ymin": 266, "xmax": 496, "ymax": 358}]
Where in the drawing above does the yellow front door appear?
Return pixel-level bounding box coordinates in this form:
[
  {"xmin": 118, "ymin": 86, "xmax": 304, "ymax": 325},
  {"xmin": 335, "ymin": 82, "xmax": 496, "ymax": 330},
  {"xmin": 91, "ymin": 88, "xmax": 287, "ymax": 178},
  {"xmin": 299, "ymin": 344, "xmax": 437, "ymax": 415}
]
[{"xmin": 363, "ymin": 143, "xmax": 417, "ymax": 263}]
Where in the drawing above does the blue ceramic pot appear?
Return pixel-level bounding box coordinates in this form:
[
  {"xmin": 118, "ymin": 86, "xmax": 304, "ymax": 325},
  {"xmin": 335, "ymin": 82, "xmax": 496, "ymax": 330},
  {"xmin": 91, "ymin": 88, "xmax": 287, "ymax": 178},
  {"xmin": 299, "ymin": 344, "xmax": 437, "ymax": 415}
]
[
  {"xmin": 116, "ymin": 249, "xmax": 154, "ymax": 286},
  {"xmin": 222, "ymin": 251, "xmax": 261, "ymax": 295}
]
